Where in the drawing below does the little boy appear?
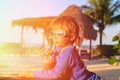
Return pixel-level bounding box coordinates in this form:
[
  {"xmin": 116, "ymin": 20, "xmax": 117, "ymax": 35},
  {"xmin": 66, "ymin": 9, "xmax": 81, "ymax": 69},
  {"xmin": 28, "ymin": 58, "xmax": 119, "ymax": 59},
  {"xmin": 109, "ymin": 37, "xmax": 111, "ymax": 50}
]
[{"xmin": 20, "ymin": 16, "xmax": 102, "ymax": 80}]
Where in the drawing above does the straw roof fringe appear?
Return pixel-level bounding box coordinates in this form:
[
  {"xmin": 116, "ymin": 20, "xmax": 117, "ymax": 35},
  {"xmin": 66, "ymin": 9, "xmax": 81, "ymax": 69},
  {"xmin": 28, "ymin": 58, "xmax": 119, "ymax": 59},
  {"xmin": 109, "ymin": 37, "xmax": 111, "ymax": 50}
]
[
  {"xmin": 12, "ymin": 16, "xmax": 56, "ymax": 29},
  {"xmin": 59, "ymin": 4, "xmax": 97, "ymax": 40}
]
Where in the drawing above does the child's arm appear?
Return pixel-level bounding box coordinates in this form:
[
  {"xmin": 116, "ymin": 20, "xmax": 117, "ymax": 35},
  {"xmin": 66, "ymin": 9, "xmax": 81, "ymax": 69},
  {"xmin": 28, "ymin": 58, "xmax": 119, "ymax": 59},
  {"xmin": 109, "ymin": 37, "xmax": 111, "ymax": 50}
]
[{"xmin": 34, "ymin": 49, "xmax": 72, "ymax": 79}]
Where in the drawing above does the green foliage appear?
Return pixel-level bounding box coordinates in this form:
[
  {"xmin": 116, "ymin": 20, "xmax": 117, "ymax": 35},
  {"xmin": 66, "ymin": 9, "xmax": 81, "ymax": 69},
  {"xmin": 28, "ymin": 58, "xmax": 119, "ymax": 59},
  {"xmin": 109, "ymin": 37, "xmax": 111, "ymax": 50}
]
[
  {"xmin": 0, "ymin": 42, "xmax": 43, "ymax": 56},
  {"xmin": 112, "ymin": 32, "xmax": 120, "ymax": 54},
  {"xmin": 108, "ymin": 56, "xmax": 120, "ymax": 66},
  {"xmin": 82, "ymin": 0, "xmax": 120, "ymax": 45},
  {"xmin": 0, "ymin": 42, "xmax": 22, "ymax": 48},
  {"xmin": 108, "ymin": 31, "xmax": 120, "ymax": 65},
  {"xmin": 0, "ymin": 42, "xmax": 23, "ymax": 54},
  {"xmin": 96, "ymin": 45, "xmax": 118, "ymax": 58},
  {"xmin": 108, "ymin": 56, "xmax": 116, "ymax": 65},
  {"xmin": 87, "ymin": 0, "xmax": 120, "ymax": 24},
  {"xmin": 112, "ymin": 35, "xmax": 119, "ymax": 41}
]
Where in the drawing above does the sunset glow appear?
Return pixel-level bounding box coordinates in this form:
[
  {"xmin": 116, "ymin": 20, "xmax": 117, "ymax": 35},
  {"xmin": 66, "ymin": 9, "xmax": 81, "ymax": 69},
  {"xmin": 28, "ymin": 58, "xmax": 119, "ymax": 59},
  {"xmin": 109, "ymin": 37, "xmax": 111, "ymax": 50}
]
[
  {"xmin": 0, "ymin": 0, "xmax": 120, "ymax": 46},
  {"xmin": 0, "ymin": 1, "xmax": 120, "ymax": 79}
]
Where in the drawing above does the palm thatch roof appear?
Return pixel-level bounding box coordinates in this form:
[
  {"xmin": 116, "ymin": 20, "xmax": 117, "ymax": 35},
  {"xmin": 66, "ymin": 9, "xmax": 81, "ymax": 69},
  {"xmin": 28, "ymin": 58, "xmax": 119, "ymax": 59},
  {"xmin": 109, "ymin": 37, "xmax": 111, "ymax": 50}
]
[
  {"xmin": 12, "ymin": 4, "xmax": 97, "ymax": 40},
  {"xmin": 12, "ymin": 16, "xmax": 56, "ymax": 29},
  {"xmin": 59, "ymin": 4, "xmax": 97, "ymax": 40}
]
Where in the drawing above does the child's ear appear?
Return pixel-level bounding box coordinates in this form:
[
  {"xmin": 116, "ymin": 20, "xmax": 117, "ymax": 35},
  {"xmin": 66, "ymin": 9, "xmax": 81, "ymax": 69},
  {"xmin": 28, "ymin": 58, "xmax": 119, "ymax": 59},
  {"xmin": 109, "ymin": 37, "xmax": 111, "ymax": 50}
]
[{"xmin": 70, "ymin": 34, "xmax": 76, "ymax": 41}]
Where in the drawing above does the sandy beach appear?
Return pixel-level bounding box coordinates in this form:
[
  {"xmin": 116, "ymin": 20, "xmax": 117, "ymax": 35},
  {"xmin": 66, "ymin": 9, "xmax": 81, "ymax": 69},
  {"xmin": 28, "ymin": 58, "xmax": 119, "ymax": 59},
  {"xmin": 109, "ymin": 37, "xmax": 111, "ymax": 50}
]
[
  {"xmin": 85, "ymin": 59, "xmax": 120, "ymax": 80},
  {"xmin": 0, "ymin": 55, "xmax": 120, "ymax": 80}
]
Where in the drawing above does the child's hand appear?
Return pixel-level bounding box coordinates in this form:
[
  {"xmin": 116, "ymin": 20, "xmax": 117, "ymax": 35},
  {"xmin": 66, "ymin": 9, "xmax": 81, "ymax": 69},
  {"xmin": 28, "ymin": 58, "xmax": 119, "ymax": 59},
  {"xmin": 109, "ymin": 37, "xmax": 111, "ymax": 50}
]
[{"xmin": 40, "ymin": 48, "xmax": 51, "ymax": 57}]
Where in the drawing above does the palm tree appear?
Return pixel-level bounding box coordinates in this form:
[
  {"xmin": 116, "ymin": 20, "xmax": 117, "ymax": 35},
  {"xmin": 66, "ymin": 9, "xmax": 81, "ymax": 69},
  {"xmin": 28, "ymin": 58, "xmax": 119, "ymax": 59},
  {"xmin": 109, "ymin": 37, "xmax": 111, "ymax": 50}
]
[{"xmin": 81, "ymin": 0, "xmax": 120, "ymax": 45}]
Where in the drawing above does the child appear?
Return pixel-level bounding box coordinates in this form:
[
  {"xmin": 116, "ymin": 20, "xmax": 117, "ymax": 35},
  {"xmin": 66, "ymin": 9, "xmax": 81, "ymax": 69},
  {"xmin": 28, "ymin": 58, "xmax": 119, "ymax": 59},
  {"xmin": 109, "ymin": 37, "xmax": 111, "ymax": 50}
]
[{"xmin": 20, "ymin": 16, "xmax": 102, "ymax": 80}]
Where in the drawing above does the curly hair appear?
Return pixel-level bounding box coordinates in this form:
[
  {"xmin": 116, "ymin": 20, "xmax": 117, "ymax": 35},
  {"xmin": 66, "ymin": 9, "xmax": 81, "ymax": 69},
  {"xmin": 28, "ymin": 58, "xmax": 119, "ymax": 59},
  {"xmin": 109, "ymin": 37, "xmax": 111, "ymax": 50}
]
[{"xmin": 47, "ymin": 16, "xmax": 79, "ymax": 37}]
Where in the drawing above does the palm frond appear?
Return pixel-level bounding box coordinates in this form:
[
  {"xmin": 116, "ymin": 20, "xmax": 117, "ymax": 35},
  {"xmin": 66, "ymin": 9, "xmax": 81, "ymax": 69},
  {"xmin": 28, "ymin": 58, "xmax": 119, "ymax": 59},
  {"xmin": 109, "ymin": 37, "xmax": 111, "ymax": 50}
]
[
  {"xmin": 109, "ymin": 0, "xmax": 120, "ymax": 18},
  {"xmin": 111, "ymin": 15, "xmax": 120, "ymax": 23}
]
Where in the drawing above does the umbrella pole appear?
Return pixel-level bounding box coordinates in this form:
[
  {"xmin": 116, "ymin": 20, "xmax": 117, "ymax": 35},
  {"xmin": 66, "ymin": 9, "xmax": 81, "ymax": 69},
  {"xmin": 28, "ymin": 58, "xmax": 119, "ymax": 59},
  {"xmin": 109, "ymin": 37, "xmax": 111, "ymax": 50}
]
[
  {"xmin": 42, "ymin": 29, "xmax": 45, "ymax": 47},
  {"xmin": 89, "ymin": 39, "xmax": 92, "ymax": 60},
  {"xmin": 20, "ymin": 26, "xmax": 24, "ymax": 47}
]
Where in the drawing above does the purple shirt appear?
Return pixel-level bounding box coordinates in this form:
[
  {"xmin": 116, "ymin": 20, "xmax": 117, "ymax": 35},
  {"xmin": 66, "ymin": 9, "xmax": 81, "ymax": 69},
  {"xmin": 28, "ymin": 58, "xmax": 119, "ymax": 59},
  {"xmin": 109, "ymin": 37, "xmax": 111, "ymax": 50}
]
[{"xmin": 34, "ymin": 46, "xmax": 91, "ymax": 80}]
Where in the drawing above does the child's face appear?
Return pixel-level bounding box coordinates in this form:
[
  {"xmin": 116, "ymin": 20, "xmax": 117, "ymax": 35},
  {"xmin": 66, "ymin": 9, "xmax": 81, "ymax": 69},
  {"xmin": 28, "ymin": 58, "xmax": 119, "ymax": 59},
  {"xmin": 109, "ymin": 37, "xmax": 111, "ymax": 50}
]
[{"xmin": 50, "ymin": 30, "xmax": 74, "ymax": 48}]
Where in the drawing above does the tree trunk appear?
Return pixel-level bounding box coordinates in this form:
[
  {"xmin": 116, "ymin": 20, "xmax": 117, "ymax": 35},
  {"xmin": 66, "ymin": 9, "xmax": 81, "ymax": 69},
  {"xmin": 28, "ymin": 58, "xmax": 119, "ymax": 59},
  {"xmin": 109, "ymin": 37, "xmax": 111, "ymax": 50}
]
[
  {"xmin": 99, "ymin": 29, "xmax": 103, "ymax": 45},
  {"xmin": 99, "ymin": 22, "xmax": 105, "ymax": 46}
]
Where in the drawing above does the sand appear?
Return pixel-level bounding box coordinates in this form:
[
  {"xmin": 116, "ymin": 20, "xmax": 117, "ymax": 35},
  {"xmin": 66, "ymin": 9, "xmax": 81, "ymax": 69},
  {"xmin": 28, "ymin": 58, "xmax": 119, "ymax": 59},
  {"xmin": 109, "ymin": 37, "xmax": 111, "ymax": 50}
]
[
  {"xmin": 0, "ymin": 56, "xmax": 120, "ymax": 80},
  {"xmin": 84, "ymin": 59, "xmax": 120, "ymax": 80}
]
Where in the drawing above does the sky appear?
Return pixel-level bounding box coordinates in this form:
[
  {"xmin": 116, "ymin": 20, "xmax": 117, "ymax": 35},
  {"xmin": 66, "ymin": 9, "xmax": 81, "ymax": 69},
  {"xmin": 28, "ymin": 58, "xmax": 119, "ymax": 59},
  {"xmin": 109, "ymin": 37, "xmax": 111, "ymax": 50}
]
[{"xmin": 0, "ymin": 0, "xmax": 120, "ymax": 46}]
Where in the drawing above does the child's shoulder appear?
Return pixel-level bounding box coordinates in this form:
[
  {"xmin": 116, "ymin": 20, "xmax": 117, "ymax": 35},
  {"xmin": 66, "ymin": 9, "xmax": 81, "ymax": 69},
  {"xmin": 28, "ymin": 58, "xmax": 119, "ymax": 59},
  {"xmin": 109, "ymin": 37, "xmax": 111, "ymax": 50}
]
[{"xmin": 62, "ymin": 46, "xmax": 76, "ymax": 55}]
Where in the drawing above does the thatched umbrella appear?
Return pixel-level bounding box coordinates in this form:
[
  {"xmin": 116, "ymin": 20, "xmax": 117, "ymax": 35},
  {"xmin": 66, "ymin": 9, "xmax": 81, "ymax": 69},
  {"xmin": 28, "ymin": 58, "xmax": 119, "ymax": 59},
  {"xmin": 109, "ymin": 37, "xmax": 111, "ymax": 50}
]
[
  {"xmin": 12, "ymin": 16, "xmax": 56, "ymax": 46},
  {"xmin": 12, "ymin": 16, "xmax": 56, "ymax": 29},
  {"xmin": 59, "ymin": 4, "xmax": 97, "ymax": 40}
]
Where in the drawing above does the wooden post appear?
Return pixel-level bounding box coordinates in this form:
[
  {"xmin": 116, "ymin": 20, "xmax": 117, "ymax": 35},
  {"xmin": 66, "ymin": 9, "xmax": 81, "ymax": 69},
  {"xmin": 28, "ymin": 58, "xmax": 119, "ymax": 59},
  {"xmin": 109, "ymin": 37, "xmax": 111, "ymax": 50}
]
[
  {"xmin": 42, "ymin": 28, "xmax": 44, "ymax": 47},
  {"xmin": 20, "ymin": 26, "xmax": 24, "ymax": 47},
  {"xmin": 89, "ymin": 39, "xmax": 92, "ymax": 60}
]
